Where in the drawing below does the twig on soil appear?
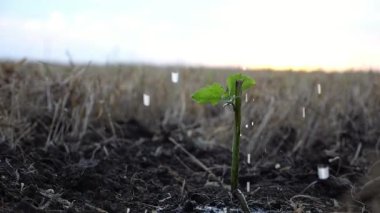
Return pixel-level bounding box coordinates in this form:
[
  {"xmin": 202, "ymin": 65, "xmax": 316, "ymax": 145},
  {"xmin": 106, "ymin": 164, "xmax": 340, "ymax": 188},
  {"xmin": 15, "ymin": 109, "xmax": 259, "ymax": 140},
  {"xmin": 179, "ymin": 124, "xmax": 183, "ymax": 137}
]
[
  {"xmin": 91, "ymin": 144, "xmax": 101, "ymax": 160},
  {"xmin": 159, "ymin": 193, "xmax": 172, "ymax": 203},
  {"xmin": 39, "ymin": 199, "xmax": 53, "ymax": 210},
  {"xmin": 290, "ymin": 194, "xmax": 322, "ymax": 210},
  {"xmin": 174, "ymin": 154, "xmax": 194, "ymax": 172},
  {"xmin": 168, "ymin": 137, "xmax": 223, "ymax": 187},
  {"xmin": 181, "ymin": 179, "xmax": 186, "ymax": 197},
  {"xmin": 85, "ymin": 203, "xmax": 108, "ymax": 213},
  {"xmin": 39, "ymin": 189, "xmax": 73, "ymax": 210},
  {"xmin": 13, "ymin": 123, "xmax": 37, "ymax": 145},
  {"xmin": 250, "ymin": 186, "xmax": 261, "ymax": 195},
  {"xmin": 169, "ymin": 137, "xmax": 251, "ymax": 213},
  {"xmin": 129, "ymin": 138, "xmax": 146, "ymax": 149},
  {"xmin": 299, "ymin": 180, "xmax": 318, "ymax": 194},
  {"xmin": 103, "ymin": 145, "xmax": 109, "ymax": 157},
  {"xmin": 350, "ymin": 142, "xmax": 362, "ymax": 165},
  {"xmin": 328, "ymin": 156, "xmax": 341, "ymax": 175},
  {"xmin": 160, "ymin": 165, "xmax": 184, "ymax": 184},
  {"xmin": 290, "ymin": 194, "xmax": 321, "ymax": 203},
  {"xmin": 233, "ymin": 189, "xmax": 250, "ymax": 213}
]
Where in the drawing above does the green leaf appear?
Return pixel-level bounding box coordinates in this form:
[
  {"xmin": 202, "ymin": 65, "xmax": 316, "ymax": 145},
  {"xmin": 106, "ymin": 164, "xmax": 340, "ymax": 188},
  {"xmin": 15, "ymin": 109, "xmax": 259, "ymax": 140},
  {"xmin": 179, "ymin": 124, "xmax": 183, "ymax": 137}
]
[
  {"xmin": 192, "ymin": 83, "xmax": 225, "ymax": 105},
  {"xmin": 226, "ymin": 73, "xmax": 256, "ymax": 96}
]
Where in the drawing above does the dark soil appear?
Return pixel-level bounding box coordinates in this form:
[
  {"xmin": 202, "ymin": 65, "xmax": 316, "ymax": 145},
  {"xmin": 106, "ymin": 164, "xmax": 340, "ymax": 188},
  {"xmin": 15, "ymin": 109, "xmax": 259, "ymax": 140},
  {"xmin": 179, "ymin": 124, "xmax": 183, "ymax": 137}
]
[{"xmin": 0, "ymin": 119, "xmax": 372, "ymax": 212}]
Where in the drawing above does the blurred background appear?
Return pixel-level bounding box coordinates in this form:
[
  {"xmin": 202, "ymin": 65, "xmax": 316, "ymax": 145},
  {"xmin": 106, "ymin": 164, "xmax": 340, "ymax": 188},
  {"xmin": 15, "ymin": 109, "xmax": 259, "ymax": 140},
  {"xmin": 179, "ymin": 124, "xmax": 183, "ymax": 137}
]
[{"xmin": 1, "ymin": 0, "xmax": 379, "ymax": 70}]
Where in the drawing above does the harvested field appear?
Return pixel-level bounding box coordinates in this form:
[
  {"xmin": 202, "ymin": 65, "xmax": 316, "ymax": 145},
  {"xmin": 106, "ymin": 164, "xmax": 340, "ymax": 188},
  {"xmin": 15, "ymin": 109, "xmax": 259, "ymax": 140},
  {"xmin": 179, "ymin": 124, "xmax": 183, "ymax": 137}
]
[{"xmin": 0, "ymin": 60, "xmax": 380, "ymax": 212}]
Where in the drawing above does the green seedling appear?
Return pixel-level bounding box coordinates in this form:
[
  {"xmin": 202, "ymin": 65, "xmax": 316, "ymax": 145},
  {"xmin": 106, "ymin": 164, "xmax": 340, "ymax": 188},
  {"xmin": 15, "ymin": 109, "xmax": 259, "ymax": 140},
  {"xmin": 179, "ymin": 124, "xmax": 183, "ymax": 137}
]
[{"xmin": 192, "ymin": 73, "xmax": 255, "ymax": 192}]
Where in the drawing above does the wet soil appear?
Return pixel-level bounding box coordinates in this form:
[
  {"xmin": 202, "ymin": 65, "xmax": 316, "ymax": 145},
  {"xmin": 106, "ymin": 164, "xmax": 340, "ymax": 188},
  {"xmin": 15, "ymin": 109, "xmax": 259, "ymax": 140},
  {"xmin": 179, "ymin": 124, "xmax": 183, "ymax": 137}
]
[{"xmin": 0, "ymin": 119, "xmax": 372, "ymax": 212}]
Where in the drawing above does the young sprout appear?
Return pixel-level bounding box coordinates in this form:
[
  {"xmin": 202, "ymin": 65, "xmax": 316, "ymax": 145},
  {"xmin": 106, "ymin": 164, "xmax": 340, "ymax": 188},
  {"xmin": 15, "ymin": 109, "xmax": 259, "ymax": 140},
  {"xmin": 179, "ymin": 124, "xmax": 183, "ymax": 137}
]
[{"xmin": 192, "ymin": 73, "xmax": 255, "ymax": 192}]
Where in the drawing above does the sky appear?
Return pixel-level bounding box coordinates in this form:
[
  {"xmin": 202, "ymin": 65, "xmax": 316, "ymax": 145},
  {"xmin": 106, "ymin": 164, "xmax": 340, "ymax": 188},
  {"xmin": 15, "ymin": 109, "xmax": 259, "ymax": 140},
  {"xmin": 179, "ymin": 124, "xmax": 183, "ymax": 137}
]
[{"xmin": 0, "ymin": 0, "xmax": 379, "ymax": 70}]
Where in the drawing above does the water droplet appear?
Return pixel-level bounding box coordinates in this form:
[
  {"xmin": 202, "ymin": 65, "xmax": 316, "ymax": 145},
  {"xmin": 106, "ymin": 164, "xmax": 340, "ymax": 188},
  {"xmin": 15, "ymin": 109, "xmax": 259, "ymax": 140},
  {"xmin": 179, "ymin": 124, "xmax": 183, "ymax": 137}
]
[
  {"xmin": 143, "ymin": 94, "xmax": 150, "ymax": 106},
  {"xmin": 275, "ymin": 163, "xmax": 281, "ymax": 169},
  {"xmin": 247, "ymin": 154, "xmax": 251, "ymax": 164},
  {"xmin": 317, "ymin": 83, "xmax": 322, "ymax": 95},
  {"xmin": 302, "ymin": 107, "xmax": 306, "ymax": 118},
  {"xmin": 171, "ymin": 72, "xmax": 179, "ymax": 83},
  {"xmin": 317, "ymin": 165, "xmax": 329, "ymax": 180},
  {"xmin": 245, "ymin": 124, "xmax": 249, "ymax": 128},
  {"xmin": 245, "ymin": 93, "xmax": 248, "ymax": 102},
  {"xmin": 20, "ymin": 182, "xmax": 24, "ymax": 192},
  {"xmin": 251, "ymin": 121, "xmax": 254, "ymax": 126},
  {"xmin": 126, "ymin": 208, "xmax": 130, "ymax": 213},
  {"xmin": 246, "ymin": 181, "xmax": 250, "ymax": 192}
]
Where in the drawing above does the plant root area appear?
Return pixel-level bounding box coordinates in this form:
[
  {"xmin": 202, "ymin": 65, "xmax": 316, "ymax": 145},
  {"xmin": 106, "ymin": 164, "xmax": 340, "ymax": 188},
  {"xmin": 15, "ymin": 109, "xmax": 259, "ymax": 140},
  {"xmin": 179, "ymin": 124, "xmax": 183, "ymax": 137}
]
[{"xmin": 0, "ymin": 119, "xmax": 373, "ymax": 212}]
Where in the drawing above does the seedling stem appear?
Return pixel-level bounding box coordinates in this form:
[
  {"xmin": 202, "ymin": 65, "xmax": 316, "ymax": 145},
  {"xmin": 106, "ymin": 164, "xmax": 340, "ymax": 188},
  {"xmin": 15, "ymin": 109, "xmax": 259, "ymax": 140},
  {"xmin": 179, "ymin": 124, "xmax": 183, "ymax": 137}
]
[
  {"xmin": 231, "ymin": 80, "xmax": 242, "ymax": 191},
  {"xmin": 191, "ymin": 73, "xmax": 255, "ymax": 213}
]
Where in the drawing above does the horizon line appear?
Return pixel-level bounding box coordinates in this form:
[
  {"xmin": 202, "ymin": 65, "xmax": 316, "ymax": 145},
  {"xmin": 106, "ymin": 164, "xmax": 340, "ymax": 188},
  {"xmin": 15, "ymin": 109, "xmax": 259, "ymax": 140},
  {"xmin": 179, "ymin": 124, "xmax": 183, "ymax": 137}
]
[{"xmin": 0, "ymin": 56, "xmax": 379, "ymax": 73}]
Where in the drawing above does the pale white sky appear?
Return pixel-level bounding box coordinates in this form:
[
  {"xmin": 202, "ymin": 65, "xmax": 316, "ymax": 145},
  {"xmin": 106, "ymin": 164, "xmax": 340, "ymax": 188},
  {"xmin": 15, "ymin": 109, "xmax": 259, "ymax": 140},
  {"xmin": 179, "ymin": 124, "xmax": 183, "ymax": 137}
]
[{"xmin": 0, "ymin": 0, "xmax": 379, "ymax": 70}]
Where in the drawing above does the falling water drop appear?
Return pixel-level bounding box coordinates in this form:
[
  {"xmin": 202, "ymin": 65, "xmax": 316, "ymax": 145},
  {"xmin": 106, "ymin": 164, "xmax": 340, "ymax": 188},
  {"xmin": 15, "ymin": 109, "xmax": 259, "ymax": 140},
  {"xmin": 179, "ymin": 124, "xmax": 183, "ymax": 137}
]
[
  {"xmin": 247, "ymin": 154, "xmax": 251, "ymax": 164},
  {"xmin": 317, "ymin": 83, "xmax": 322, "ymax": 95},
  {"xmin": 171, "ymin": 72, "xmax": 179, "ymax": 83},
  {"xmin": 317, "ymin": 165, "xmax": 329, "ymax": 180},
  {"xmin": 246, "ymin": 181, "xmax": 250, "ymax": 192},
  {"xmin": 143, "ymin": 94, "xmax": 150, "ymax": 106},
  {"xmin": 275, "ymin": 163, "xmax": 281, "ymax": 169},
  {"xmin": 302, "ymin": 107, "xmax": 306, "ymax": 119}
]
